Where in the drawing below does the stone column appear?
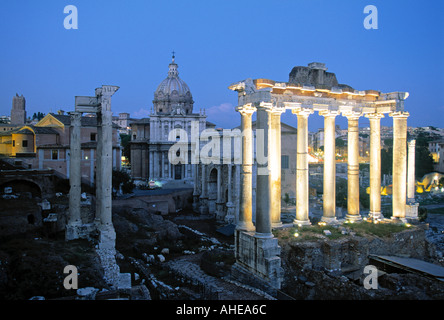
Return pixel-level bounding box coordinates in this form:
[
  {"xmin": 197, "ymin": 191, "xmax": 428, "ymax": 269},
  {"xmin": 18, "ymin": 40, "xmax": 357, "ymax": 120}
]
[
  {"xmin": 365, "ymin": 113, "xmax": 384, "ymax": 220},
  {"xmin": 344, "ymin": 112, "xmax": 362, "ymax": 221},
  {"xmin": 149, "ymin": 150, "xmax": 154, "ymax": 179},
  {"xmin": 293, "ymin": 108, "xmax": 313, "ymax": 226},
  {"xmin": 236, "ymin": 104, "xmax": 256, "ymax": 231},
  {"xmin": 193, "ymin": 163, "xmax": 200, "ymax": 211},
  {"xmin": 320, "ymin": 110, "xmax": 340, "ymax": 224},
  {"xmin": 199, "ymin": 164, "xmax": 209, "ymax": 214},
  {"xmin": 216, "ymin": 165, "xmax": 225, "ymax": 220},
  {"xmin": 161, "ymin": 151, "xmax": 165, "ymax": 178},
  {"xmin": 66, "ymin": 111, "xmax": 82, "ymax": 240},
  {"xmin": 391, "ymin": 112, "xmax": 409, "ymax": 220},
  {"xmin": 407, "ymin": 140, "xmax": 416, "ymax": 203},
  {"xmin": 97, "ymin": 86, "xmax": 119, "ymax": 229},
  {"xmin": 225, "ymin": 164, "xmax": 235, "ymax": 223},
  {"xmin": 270, "ymin": 107, "xmax": 285, "ymax": 228},
  {"xmin": 255, "ymin": 103, "xmax": 273, "ymax": 238}
]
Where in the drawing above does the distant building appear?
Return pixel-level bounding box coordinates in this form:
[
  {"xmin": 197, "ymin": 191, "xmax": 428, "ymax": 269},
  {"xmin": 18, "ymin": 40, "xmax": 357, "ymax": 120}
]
[
  {"xmin": 10, "ymin": 94, "xmax": 26, "ymax": 125},
  {"xmin": 112, "ymin": 112, "xmax": 136, "ymax": 135},
  {"xmin": 429, "ymin": 140, "xmax": 444, "ymax": 168},
  {"xmin": 129, "ymin": 56, "xmax": 213, "ymax": 183},
  {"xmin": 0, "ymin": 97, "xmax": 121, "ymax": 186}
]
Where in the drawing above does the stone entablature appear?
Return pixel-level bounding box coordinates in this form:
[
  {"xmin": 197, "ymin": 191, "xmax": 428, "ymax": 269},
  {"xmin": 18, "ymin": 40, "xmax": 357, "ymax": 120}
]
[{"xmin": 229, "ymin": 77, "xmax": 408, "ymax": 115}]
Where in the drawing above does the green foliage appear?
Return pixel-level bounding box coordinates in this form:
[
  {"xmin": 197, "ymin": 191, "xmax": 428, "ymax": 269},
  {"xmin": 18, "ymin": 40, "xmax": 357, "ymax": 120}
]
[
  {"xmin": 381, "ymin": 147, "xmax": 393, "ymax": 177},
  {"xmin": 120, "ymin": 134, "xmax": 131, "ymax": 163},
  {"xmin": 346, "ymin": 221, "xmax": 410, "ymax": 238},
  {"xmin": 112, "ymin": 169, "xmax": 135, "ymax": 195},
  {"xmin": 283, "ymin": 193, "xmax": 290, "ymax": 206},
  {"xmin": 335, "ymin": 138, "xmax": 345, "ymax": 148},
  {"xmin": 418, "ymin": 207, "xmax": 428, "ymax": 222},
  {"xmin": 335, "ymin": 178, "xmax": 347, "ymax": 208},
  {"xmin": 415, "ymin": 131, "xmax": 436, "ymax": 179},
  {"xmin": 32, "ymin": 112, "xmax": 45, "ymax": 121},
  {"xmin": 359, "ymin": 187, "xmax": 370, "ymax": 209}
]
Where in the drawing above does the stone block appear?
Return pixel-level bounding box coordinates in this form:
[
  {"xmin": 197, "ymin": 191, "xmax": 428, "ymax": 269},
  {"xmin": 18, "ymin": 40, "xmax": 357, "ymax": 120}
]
[
  {"xmin": 118, "ymin": 273, "xmax": 132, "ymax": 295},
  {"xmin": 406, "ymin": 203, "xmax": 419, "ymax": 220},
  {"xmin": 234, "ymin": 230, "xmax": 283, "ymax": 290},
  {"xmin": 77, "ymin": 287, "xmax": 99, "ymax": 300}
]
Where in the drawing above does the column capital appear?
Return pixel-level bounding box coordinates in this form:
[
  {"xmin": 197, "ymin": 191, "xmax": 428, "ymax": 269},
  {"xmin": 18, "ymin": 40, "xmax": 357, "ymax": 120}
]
[
  {"xmin": 69, "ymin": 111, "xmax": 82, "ymax": 124},
  {"xmin": 342, "ymin": 110, "xmax": 362, "ymax": 120},
  {"xmin": 270, "ymin": 106, "xmax": 286, "ymax": 115},
  {"xmin": 365, "ymin": 112, "xmax": 385, "ymax": 120},
  {"xmin": 319, "ymin": 109, "xmax": 340, "ymax": 118},
  {"xmin": 408, "ymin": 139, "xmax": 416, "ymax": 148},
  {"xmin": 389, "ymin": 111, "xmax": 410, "ymax": 119},
  {"xmin": 292, "ymin": 107, "xmax": 314, "ymax": 117},
  {"xmin": 257, "ymin": 102, "xmax": 274, "ymax": 112},
  {"xmin": 236, "ymin": 103, "xmax": 257, "ymax": 115}
]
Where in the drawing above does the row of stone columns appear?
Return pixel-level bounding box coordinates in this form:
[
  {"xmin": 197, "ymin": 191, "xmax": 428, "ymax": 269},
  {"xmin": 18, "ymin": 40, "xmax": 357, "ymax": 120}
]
[{"xmin": 237, "ymin": 103, "xmax": 412, "ymax": 232}]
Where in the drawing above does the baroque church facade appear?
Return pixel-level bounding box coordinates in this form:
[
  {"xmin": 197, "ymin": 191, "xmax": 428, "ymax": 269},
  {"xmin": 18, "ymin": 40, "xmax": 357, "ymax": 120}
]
[{"xmin": 130, "ymin": 56, "xmax": 213, "ymax": 183}]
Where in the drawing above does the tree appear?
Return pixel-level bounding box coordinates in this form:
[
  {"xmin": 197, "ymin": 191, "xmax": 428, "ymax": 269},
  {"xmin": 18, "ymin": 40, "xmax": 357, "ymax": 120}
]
[
  {"xmin": 120, "ymin": 134, "xmax": 131, "ymax": 163},
  {"xmin": 112, "ymin": 169, "xmax": 134, "ymax": 196},
  {"xmin": 283, "ymin": 193, "xmax": 290, "ymax": 207},
  {"xmin": 415, "ymin": 132, "xmax": 435, "ymax": 179},
  {"xmin": 32, "ymin": 112, "xmax": 45, "ymax": 121},
  {"xmin": 381, "ymin": 147, "xmax": 393, "ymax": 177}
]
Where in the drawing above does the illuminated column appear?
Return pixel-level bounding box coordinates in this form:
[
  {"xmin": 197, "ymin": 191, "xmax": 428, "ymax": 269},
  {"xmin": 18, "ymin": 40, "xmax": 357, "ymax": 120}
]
[
  {"xmin": 255, "ymin": 103, "xmax": 273, "ymax": 237},
  {"xmin": 344, "ymin": 112, "xmax": 362, "ymax": 221},
  {"xmin": 270, "ymin": 107, "xmax": 285, "ymax": 228},
  {"xmin": 365, "ymin": 112, "xmax": 384, "ymax": 220},
  {"xmin": 391, "ymin": 111, "xmax": 409, "ymax": 220},
  {"xmin": 407, "ymin": 140, "xmax": 416, "ymax": 203},
  {"xmin": 236, "ymin": 104, "xmax": 256, "ymax": 231},
  {"xmin": 320, "ymin": 110, "xmax": 340, "ymax": 224},
  {"xmin": 293, "ymin": 108, "xmax": 313, "ymax": 226},
  {"xmin": 66, "ymin": 111, "xmax": 82, "ymax": 240}
]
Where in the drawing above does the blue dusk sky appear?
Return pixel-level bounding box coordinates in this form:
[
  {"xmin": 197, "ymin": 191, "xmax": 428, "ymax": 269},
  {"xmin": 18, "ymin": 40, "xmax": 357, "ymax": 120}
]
[{"xmin": 0, "ymin": 0, "xmax": 443, "ymax": 131}]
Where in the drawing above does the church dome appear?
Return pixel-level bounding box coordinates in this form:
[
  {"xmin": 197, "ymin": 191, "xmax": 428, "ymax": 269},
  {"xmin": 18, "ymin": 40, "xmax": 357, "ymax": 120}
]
[{"xmin": 153, "ymin": 55, "xmax": 194, "ymax": 115}]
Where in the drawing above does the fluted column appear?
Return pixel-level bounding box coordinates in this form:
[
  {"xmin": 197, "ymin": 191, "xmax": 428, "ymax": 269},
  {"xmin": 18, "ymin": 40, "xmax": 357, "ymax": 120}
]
[
  {"xmin": 66, "ymin": 111, "xmax": 82, "ymax": 240},
  {"xmin": 293, "ymin": 108, "xmax": 313, "ymax": 226},
  {"xmin": 344, "ymin": 112, "xmax": 362, "ymax": 221},
  {"xmin": 270, "ymin": 107, "xmax": 285, "ymax": 228},
  {"xmin": 365, "ymin": 112, "xmax": 384, "ymax": 220},
  {"xmin": 407, "ymin": 140, "xmax": 416, "ymax": 203},
  {"xmin": 236, "ymin": 104, "xmax": 256, "ymax": 231},
  {"xmin": 391, "ymin": 111, "xmax": 409, "ymax": 220},
  {"xmin": 255, "ymin": 103, "xmax": 273, "ymax": 238},
  {"xmin": 320, "ymin": 110, "xmax": 340, "ymax": 224}
]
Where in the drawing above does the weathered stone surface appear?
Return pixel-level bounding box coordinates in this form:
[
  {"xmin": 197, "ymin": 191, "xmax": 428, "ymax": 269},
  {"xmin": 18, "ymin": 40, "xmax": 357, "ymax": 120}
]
[{"xmin": 281, "ymin": 226, "xmax": 444, "ymax": 299}]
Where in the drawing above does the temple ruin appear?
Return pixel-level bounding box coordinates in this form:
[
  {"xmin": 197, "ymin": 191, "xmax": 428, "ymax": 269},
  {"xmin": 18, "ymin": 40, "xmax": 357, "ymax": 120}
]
[{"xmin": 228, "ymin": 62, "xmax": 419, "ymax": 291}]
